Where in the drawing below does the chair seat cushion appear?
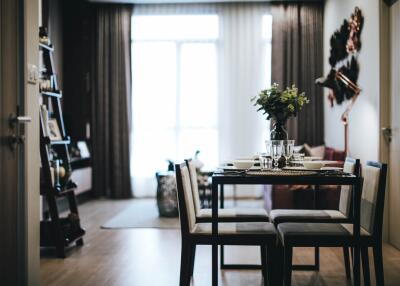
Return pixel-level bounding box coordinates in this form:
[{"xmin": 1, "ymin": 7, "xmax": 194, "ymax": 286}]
[
  {"xmin": 198, "ymin": 208, "xmax": 269, "ymax": 221},
  {"xmin": 270, "ymin": 209, "xmax": 347, "ymax": 225},
  {"xmin": 192, "ymin": 222, "xmax": 276, "ymax": 238},
  {"xmin": 278, "ymin": 222, "xmax": 370, "ymax": 246}
]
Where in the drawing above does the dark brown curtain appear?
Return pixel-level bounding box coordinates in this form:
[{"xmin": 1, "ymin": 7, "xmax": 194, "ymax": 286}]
[
  {"xmin": 271, "ymin": 3, "xmax": 324, "ymax": 146},
  {"xmin": 92, "ymin": 4, "xmax": 133, "ymax": 198}
]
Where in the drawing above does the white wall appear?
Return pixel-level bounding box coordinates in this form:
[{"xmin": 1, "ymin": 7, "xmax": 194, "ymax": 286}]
[{"xmin": 323, "ymin": 0, "xmax": 381, "ymax": 163}]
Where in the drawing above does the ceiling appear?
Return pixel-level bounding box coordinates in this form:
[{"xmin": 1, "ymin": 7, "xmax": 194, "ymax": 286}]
[{"xmin": 88, "ymin": 0, "xmax": 322, "ymax": 4}]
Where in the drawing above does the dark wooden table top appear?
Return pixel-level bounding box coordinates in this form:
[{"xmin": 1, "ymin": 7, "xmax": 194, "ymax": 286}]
[{"xmin": 212, "ymin": 169, "xmax": 360, "ymax": 185}]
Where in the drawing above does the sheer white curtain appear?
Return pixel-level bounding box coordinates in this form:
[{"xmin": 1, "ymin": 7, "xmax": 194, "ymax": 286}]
[{"xmin": 131, "ymin": 3, "xmax": 271, "ymax": 197}]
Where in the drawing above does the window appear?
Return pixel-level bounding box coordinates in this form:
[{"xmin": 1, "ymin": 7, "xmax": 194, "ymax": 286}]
[
  {"xmin": 131, "ymin": 15, "xmax": 219, "ymax": 193},
  {"xmin": 131, "ymin": 9, "xmax": 273, "ymax": 196},
  {"xmin": 263, "ymin": 15, "xmax": 273, "ymax": 88}
]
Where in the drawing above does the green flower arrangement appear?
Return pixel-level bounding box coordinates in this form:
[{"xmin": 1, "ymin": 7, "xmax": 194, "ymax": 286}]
[{"xmin": 251, "ymin": 83, "xmax": 309, "ymax": 122}]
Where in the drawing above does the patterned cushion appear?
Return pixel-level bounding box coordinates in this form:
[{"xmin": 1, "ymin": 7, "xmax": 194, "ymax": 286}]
[
  {"xmin": 361, "ymin": 165, "xmax": 381, "ymax": 234},
  {"xmin": 338, "ymin": 159, "xmax": 357, "ymax": 216},
  {"xmin": 304, "ymin": 144, "xmax": 325, "ymax": 158},
  {"xmin": 270, "ymin": 209, "xmax": 346, "ymax": 224},
  {"xmin": 187, "ymin": 160, "xmax": 202, "ymax": 215},
  {"xmin": 340, "ymin": 223, "xmax": 371, "ymax": 236},
  {"xmin": 278, "ymin": 222, "xmax": 370, "ymax": 245},
  {"xmin": 278, "ymin": 222, "xmax": 350, "ymax": 237},
  {"xmin": 198, "ymin": 208, "xmax": 268, "ymax": 219},
  {"xmin": 180, "ymin": 165, "xmax": 197, "ymax": 231},
  {"xmin": 192, "ymin": 222, "xmax": 276, "ymax": 236},
  {"xmin": 278, "ymin": 223, "xmax": 350, "ymax": 246}
]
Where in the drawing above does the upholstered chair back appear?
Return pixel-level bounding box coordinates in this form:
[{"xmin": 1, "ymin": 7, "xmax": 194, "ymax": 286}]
[
  {"xmin": 175, "ymin": 163, "xmax": 197, "ymax": 234},
  {"xmin": 185, "ymin": 159, "xmax": 201, "ymax": 215},
  {"xmin": 360, "ymin": 162, "xmax": 387, "ymax": 236},
  {"xmin": 339, "ymin": 157, "xmax": 360, "ymax": 217}
]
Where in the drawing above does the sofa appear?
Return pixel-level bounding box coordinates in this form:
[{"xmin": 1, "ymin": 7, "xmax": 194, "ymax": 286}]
[{"xmin": 263, "ymin": 145, "xmax": 346, "ymax": 212}]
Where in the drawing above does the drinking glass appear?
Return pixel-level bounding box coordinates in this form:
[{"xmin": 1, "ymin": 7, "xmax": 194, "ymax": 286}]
[
  {"xmin": 292, "ymin": 152, "xmax": 305, "ymax": 162},
  {"xmin": 282, "ymin": 140, "xmax": 295, "ymax": 166},
  {"xmin": 267, "ymin": 140, "xmax": 283, "ymax": 171},
  {"xmin": 259, "ymin": 149, "xmax": 272, "ymax": 171}
]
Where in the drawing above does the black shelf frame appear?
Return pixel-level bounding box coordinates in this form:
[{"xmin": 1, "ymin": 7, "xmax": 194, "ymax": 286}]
[
  {"xmin": 41, "ymin": 91, "xmax": 62, "ymax": 98},
  {"xmin": 39, "ymin": 35, "xmax": 85, "ymax": 258},
  {"xmin": 39, "ymin": 42, "xmax": 54, "ymax": 51}
]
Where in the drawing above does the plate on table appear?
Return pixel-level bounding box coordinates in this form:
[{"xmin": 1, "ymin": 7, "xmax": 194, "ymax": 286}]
[
  {"xmin": 321, "ymin": 167, "xmax": 343, "ymax": 171},
  {"xmin": 235, "ymin": 156, "xmax": 259, "ymax": 160},
  {"xmin": 304, "ymin": 160, "xmax": 339, "ymax": 164},
  {"xmin": 283, "ymin": 166, "xmax": 343, "ymax": 172},
  {"xmin": 304, "ymin": 156, "xmax": 323, "ymax": 161},
  {"xmin": 225, "ymin": 159, "xmax": 260, "ymax": 166},
  {"xmin": 220, "ymin": 166, "xmax": 261, "ymax": 171}
]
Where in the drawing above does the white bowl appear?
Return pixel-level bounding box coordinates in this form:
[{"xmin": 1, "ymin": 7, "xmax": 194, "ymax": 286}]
[
  {"xmin": 233, "ymin": 160, "xmax": 254, "ymax": 170},
  {"xmin": 303, "ymin": 161, "xmax": 325, "ymax": 170}
]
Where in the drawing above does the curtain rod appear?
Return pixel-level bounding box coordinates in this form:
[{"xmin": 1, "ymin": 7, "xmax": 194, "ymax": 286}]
[{"xmin": 87, "ymin": 0, "xmax": 323, "ymax": 4}]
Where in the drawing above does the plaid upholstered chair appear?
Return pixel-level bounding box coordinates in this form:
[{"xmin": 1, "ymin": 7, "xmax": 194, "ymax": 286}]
[
  {"xmin": 185, "ymin": 159, "xmax": 270, "ymax": 269},
  {"xmin": 277, "ymin": 161, "xmax": 387, "ymax": 286},
  {"xmin": 269, "ymin": 157, "xmax": 360, "ymax": 275},
  {"xmin": 175, "ymin": 163, "xmax": 277, "ymax": 286},
  {"xmin": 185, "ymin": 159, "xmax": 269, "ymax": 223}
]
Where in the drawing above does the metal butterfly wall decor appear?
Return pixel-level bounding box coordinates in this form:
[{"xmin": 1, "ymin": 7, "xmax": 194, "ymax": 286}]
[
  {"xmin": 315, "ymin": 7, "xmax": 364, "ymax": 154},
  {"xmin": 316, "ymin": 7, "xmax": 363, "ymax": 107}
]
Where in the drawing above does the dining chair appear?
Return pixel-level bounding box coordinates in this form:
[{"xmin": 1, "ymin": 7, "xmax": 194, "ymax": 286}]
[
  {"xmin": 175, "ymin": 163, "xmax": 277, "ymax": 286},
  {"xmin": 277, "ymin": 161, "xmax": 387, "ymax": 286},
  {"xmin": 185, "ymin": 159, "xmax": 269, "ymax": 223},
  {"xmin": 269, "ymin": 157, "xmax": 360, "ymax": 275},
  {"xmin": 185, "ymin": 159, "xmax": 269, "ymax": 270}
]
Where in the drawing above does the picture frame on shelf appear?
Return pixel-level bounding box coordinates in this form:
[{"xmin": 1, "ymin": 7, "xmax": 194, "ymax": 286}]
[
  {"xmin": 40, "ymin": 105, "xmax": 49, "ymax": 137},
  {"xmin": 48, "ymin": 118, "xmax": 62, "ymax": 141},
  {"xmin": 77, "ymin": 141, "xmax": 90, "ymax": 158}
]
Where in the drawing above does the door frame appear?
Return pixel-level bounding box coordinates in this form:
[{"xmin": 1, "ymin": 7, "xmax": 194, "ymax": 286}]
[
  {"xmin": 24, "ymin": 0, "xmax": 40, "ymax": 284},
  {"xmin": 380, "ymin": 0, "xmax": 400, "ymax": 249},
  {"xmin": 379, "ymin": 0, "xmax": 391, "ymax": 243}
]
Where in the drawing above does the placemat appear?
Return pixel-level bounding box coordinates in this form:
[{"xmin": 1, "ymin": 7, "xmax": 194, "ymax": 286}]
[{"xmin": 246, "ymin": 170, "xmax": 319, "ymax": 176}]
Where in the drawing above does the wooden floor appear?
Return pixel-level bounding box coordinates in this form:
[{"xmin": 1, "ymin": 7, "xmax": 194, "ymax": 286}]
[{"xmin": 40, "ymin": 199, "xmax": 400, "ymax": 286}]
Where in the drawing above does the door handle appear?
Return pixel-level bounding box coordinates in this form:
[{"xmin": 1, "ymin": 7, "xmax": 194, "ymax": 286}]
[
  {"xmin": 9, "ymin": 114, "xmax": 32, "ymax": 127},
  {"xmin": 382, "ymin": 127, "xmax": 392, "ymax": 143},
  {"xmin": 8, "ymin": 113, "xmax": 31, "ymax": 150}
]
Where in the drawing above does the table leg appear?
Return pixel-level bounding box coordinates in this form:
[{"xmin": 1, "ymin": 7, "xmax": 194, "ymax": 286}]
[
  {"xmin": 314, "ymin": 185, "xmax": 320, "ymax": 209},
  {"xmin": 353, "ymin": 246, "xmax": 360, "ymax": 286},
  {"xmin": 220, "ymin": 184, "xmax": 224, "ymax": 209},
  {"xmin": 220, "ymin": 184, "xmax": 225, "ymax": 269},
  {"xmin": 212, "ymin": 181, "xmax": 218, "ymax": 286}
]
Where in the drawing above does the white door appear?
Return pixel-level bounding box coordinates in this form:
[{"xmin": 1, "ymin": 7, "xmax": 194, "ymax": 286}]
[{"xmin": 388, "ymin": 1, "xmax": 400, "ymax": 248}]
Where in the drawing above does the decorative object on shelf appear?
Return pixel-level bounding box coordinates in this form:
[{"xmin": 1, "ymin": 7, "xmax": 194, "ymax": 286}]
[
  {"xmin": 40, "ymin": 105, "xmax": 49, "ymax": 137},
  {"xmin": 77, "ymin": 141, "xmax": 90, "ymax": 158},
  {"xmin": 39, "ymin": 26, "xmax": 50, "ymax": 45},
  {"xmin": 252, "ymin": 83, "xmax": 309, "ymax": 140},
  {"xmin": 47, "ymin": 118, "xmax": 62, "ymax": 141},
  {"xmin": 39, "ymin": 77, "xmax": 53, "ymax": 92},
  {"xmin": 315, "ymin": 7, "xmax": 363, "ymax": 155}
]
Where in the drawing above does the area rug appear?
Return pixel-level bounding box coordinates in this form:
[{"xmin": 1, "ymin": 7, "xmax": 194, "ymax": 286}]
[{"xmin": 101, "ymin": 199, "xmax": 180, "ymax": 229}]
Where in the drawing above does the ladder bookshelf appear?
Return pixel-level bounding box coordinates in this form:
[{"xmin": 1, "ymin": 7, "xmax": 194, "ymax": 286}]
[{"xmin": 39, "ymin": 31, "xmax": 85, "ymax": 258}]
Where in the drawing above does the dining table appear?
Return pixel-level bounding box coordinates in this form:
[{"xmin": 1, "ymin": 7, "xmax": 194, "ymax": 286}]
[{"xmin": 210, "ymin": 167, "xmax": 363, "ymax": 286}]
